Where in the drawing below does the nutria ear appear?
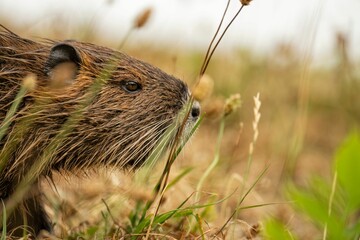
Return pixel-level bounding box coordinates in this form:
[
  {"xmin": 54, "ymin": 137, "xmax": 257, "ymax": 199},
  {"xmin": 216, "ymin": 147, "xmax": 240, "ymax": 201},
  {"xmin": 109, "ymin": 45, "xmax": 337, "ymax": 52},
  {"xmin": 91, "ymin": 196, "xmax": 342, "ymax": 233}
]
[{"xmin": 45, "ymin": 43, "xmax": 82, "ymax": 87}]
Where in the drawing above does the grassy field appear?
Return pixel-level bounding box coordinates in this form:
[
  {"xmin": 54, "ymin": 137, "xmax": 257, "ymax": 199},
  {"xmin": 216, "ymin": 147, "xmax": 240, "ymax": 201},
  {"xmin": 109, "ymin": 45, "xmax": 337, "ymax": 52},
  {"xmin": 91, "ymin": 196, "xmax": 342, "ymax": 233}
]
[{"xmin": 1, "ymin": 5, "xmax": 360, "ymax": 239}]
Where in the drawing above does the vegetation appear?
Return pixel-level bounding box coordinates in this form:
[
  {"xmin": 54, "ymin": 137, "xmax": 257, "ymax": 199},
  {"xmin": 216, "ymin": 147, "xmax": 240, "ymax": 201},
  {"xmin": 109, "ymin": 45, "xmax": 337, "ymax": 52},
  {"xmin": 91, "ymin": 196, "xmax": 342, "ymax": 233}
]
[
  {"xmin": 264, "ymin": 131, "xmax": 360, "ymax": 240},
  {"xmin": 1, "ymin": 0, "xmax": 360, "ymax": 239}
]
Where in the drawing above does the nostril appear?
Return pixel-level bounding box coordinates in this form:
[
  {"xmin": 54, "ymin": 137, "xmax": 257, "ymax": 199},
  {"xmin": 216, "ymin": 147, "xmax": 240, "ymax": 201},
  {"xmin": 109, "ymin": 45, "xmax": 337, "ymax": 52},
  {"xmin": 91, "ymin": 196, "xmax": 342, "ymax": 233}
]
[{"xmin": 191, "ymin": 101, "xmax": 201, "ymax": 119}]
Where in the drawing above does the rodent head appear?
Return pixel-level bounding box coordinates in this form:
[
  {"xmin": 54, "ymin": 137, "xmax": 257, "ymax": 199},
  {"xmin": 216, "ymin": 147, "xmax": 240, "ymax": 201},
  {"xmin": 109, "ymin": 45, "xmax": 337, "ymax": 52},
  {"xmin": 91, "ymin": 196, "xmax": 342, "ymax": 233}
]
[{"xmin": 25, "ymin": 42, "xmax": 200, "ymax": 171}]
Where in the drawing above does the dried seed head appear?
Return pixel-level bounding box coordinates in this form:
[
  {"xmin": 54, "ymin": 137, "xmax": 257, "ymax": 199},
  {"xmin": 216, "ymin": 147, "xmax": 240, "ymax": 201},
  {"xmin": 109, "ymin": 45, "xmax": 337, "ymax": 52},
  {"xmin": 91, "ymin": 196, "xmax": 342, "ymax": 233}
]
[
  {"xmin": 224, "ymin": 93, "xmax": 241, "ymax": 117},
  {"xmin": 240, "ymin": 0, "xmax": 252, "ymax": 5},
  {"xmin": 203, "ymin": 97, "xmax": 225, "ymax": 119},
  {"xmin": 133, "ymin": 7, "xmax": 153, "ymax": 29},
  {"xmin": 22, "ymin": 73, "xmax": 37, "ymax": 91},
  {"xmin": 249, "ymin": 92, "xmax": 261, "ymax": 155},
  {"xmin": 193, "ymin": 74, "xmax": 214, "ymax": 102}
]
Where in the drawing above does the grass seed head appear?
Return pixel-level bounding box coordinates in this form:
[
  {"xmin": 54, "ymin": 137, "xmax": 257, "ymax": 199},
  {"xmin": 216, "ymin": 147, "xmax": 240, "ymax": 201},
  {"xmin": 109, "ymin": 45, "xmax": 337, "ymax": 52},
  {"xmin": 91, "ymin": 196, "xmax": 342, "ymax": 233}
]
[
  {"xmin": 134, "ymin": 7, "xmax": 153, "ymax": 29},
  {"xmin": 240, "ymin": 0, "xmax": 253, "ymax": 5},
  {"xmin": 224, "ymin": 93, "xmax": 242, "ymax": 117},
  {"xmin": 22, "ymin": 73, "xmax": 37, "ymax": 91},
  {"xmin": 249, "ymin": 92, "xmax": 261, "ymax": 155},
  {"xmin": 193, "ymin": 74, "xmax": 214, "ymax": 102}
]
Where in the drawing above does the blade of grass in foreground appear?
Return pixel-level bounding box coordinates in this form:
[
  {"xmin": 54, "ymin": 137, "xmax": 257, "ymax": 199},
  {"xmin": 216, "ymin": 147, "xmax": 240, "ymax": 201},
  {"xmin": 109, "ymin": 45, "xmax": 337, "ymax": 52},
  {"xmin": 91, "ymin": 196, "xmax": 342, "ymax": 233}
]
[
  {"xmin": 165, "ymin": 166, "xmax": 194, "ymax": 191},
  {"xmin": 132, "ymin": 193, "xmax": 194, "ymax": 239},
  {"xmin": 214, "ymin": 165, "xmax": 270, "ymax": 238},
  {"xmin": 195, "ymin": 214, "xmax": 205, "ymax": 240},
  {"xmin": 133, "ymin": 189, "xmax": 238, "ymax": 238},
  {"xmin": 0, "ymin": 86, "xmax": 26, "ymax": 142},
  {"xmin": 0, "ymin": 75, "xmax": 35, "ymax": 142},
  {"xmin": 138, "ymin": 116, "xmax": 203, "ymax": 224},
  {"xmin": 195, "ymin": 117, "xmax": 224, "ymax": 202},
  {"xmin": 135, "ymin": 116, "xmax": 202, "ymax": 239},
  {"xmin": 186, "ymin": 117, "xmax": 225, "ymax": 233},
  {"xmin": 1, "ymin": 201, "xmax": 6, "ymax": 240},
  {"xmin": 0, "ymin": 74, "xmax": 36, "ymax": 173}
]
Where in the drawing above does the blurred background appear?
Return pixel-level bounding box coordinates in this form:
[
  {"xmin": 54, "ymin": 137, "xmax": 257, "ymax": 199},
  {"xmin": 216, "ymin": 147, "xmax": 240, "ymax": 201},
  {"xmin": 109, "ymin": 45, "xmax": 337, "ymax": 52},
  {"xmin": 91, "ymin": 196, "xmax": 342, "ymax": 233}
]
[
  {"xmin": 1, "ymin": 0, "xmax": 359, "ymax": 239},
  {"xmin": 1, "ymin": 0, "xmax": 360, "ymax": 60}
]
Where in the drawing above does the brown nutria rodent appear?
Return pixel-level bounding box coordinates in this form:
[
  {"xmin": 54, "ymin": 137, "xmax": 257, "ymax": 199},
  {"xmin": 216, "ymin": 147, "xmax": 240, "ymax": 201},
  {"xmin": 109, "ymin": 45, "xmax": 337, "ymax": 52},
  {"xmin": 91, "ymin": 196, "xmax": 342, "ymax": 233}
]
[{"xmin": 0, "ymin": 26, "xmax": 200, "ymax": 237}]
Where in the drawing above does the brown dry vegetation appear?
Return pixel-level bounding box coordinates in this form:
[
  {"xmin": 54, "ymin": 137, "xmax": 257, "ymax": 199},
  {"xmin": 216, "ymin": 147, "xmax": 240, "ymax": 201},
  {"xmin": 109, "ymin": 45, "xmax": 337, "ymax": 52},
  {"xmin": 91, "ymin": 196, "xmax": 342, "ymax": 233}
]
[{"xmin": 1, "ymin": 7, "xmax": 360, "ymax": 239}]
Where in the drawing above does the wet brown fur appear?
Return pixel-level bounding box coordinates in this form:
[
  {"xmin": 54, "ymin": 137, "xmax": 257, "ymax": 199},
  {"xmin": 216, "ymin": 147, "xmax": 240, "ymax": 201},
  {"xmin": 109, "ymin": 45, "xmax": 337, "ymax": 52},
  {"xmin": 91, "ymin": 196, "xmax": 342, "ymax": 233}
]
[{"xmin": 0, "ymin": 26, "xmax": 196, "ymax": 237}]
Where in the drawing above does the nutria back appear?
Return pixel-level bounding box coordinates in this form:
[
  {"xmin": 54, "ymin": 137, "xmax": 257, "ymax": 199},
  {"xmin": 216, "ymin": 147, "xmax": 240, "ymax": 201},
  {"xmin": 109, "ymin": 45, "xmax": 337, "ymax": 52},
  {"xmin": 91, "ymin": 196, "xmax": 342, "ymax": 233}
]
[{"xmin": 0, "ymin": 26, "xmax": 200, "ymax": 237}]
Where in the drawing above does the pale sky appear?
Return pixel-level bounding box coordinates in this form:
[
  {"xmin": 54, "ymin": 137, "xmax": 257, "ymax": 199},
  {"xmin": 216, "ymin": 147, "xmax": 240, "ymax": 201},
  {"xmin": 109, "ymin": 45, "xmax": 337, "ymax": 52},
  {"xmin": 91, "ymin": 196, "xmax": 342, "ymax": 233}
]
[{"xmin": 1, "ymin": 0, "xmax": 359, "ymax": 62}]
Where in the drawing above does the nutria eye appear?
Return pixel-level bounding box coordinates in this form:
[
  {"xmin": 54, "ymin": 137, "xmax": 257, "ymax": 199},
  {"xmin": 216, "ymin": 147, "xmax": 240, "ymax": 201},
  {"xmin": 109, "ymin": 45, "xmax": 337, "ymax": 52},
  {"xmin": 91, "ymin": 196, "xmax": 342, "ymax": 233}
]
[{"xmin": 121, "ymin": 80, "xmax": 142, "ymax": 93}]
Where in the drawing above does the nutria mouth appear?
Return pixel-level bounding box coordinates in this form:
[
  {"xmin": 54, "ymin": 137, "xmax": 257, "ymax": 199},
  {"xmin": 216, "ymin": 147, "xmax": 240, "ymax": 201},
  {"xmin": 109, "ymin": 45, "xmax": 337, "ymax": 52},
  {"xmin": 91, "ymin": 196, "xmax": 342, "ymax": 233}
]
[{"xmin": 0, "ymin": 25, "xmax": 200, "ymax": 237}]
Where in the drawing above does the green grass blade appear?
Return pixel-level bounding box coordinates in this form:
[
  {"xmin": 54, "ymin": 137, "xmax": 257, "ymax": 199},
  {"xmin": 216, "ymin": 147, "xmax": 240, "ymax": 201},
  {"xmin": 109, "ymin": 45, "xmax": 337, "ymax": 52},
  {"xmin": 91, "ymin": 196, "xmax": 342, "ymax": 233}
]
[
  {"xmin": 133, "ymin": 192, "xmax": 194, "ymax": 236},
  {"xmin": 165, "ymin": 167, "xmax": 194, "ymax": 191},
  {"xmin": 1, "ymin": 201, "xmax": 6, "ymax": 240},
  {"xmin": 0, "ymin": 83, "xmax": 28, "ymax": 173},
  {"xmin": 0, "ymin": 84, "xmax": 27, "ymax": 142},
  {"xmin": 263, "ymin": 219, "xmax": 296, "ymax": 240},
  {"xmin": 138, "ymin": 116, "xmax": 203, "ymax": 224},
  {"xmin": 239, "ymin": 165, "xmax": 270, "ymax": 206},
  {"xmin": 335, "ymin": 131, "xmax": 360, "ymax": 210},
  {"xmin": 195, "ymin": 214, "xmax": 205, "ymax": 240},
  {"xmin": 195, "ymin": 117, "xmax": 224, "ymax": 201},
  {"xmin": 213, "ymin": 166, "xmax": 269, "ymax": 237}
]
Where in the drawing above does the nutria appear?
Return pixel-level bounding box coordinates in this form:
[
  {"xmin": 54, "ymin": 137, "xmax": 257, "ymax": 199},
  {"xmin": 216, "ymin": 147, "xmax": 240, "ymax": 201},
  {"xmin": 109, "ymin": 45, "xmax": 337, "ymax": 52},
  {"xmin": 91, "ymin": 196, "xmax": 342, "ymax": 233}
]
[{"xmin": 0, "ymin": 26, "xmax": 200, "ymax": 237}]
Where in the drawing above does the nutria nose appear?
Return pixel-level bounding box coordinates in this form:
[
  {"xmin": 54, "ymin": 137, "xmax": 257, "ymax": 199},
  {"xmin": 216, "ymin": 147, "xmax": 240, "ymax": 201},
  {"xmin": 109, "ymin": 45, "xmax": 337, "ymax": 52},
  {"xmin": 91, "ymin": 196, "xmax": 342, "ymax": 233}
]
[{"xmin": 191, "ymin": 101, "xmax": 201, "ymax": 119}]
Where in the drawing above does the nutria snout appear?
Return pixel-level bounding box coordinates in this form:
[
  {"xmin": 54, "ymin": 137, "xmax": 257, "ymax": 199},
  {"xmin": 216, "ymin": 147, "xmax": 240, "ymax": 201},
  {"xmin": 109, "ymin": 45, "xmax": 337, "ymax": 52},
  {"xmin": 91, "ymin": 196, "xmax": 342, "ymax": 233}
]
[{"xmin": 0, "ymin": 26, "xmax": 200, "ymax": 237}]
